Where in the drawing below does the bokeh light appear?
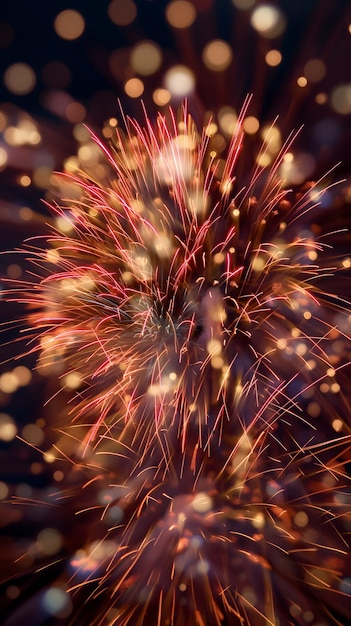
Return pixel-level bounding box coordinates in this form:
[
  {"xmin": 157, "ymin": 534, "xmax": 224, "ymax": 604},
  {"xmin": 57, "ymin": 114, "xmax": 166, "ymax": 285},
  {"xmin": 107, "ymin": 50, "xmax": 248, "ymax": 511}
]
[
  {"xmin": 54, "ymin": 10, "xmax": 85, "ymax": 41},
  {"xmin": 165, "ymin": 1, "xmax": 196, "ymax": 29},
  {"xmin": 108, "ymin": 0, "xmax": 137, "ymax": 26},
  {"xmin": 251, "ymin": 5, "xmax": 286, "ymax": 38},
  {"xmin": 202, "ymin": 39, "xmax": 233, "ymax": 71},
  {"xmin": 124, "ymin": 77, "xmax": 144, "ymax": 98},
  {"xmin": 304, "ymin": 58, "xmax": 326, "ymax": 83},
  {"xmin": 265, "ymin": 49, "xmax": 282, "ymax": 66},
  {"xmin": 130, "ymin": 41, "xmax": 162, "ymax": 76},
  {"xmin": 164, "ymin": 65, "xmax": 195, "ymax": 96},
  {"xmin": 4, "ymin": 63, "xmax": 36, "ymax": 95},
  {"xmin": 331, "ymin": 83, "xmax": 351, "ymax": 114}
]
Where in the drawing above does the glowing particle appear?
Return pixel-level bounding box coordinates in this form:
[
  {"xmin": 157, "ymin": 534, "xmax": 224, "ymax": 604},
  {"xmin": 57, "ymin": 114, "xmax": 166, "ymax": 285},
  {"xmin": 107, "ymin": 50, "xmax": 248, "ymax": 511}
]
[
  {"xmin": 37, "ymin": 528, "xmax": 63, "ymax": 556},
  {"xmin": 42, "ymin": 586, "xmax": 72, "ymax": 617},
  {"xmin": 203, "ymin": 40, "xmax": 233, "ymax": 71},
  {"xmin": 0, "ymin": 413, "xmax": 17, "ymax": 441},
  {"xmin": 243, "ymin": 116, "xmax": 259, "ymax": 134},
  {"xmin": 304, "ymin": 59, "xmax": 326, "ymax": 83},
  {"xmin": 108, "ymin": 0, "xmax": 137, "ymax": 25},
  {"xmin": 307, "ymin": 402, "xmax": 320, "ymax": 418},
  {"xmin": 0, "ymin": 373, "xmax": 18, "ymax": 395},
  {"xmin": 54, "ymin": 471, "xmax": 64, "ymax": 482},
  {"xmin": 192, "ymin": 493, "xmax": 213, "ymax": 513},
  {"xmin": 131, "ymin": 41, "xmax": 162, "ymax": 75},
  {"xmin": 19, "ymin": 206, "xmax": 33, "ymax": 221},
  {"xmin": 0, "ymin": 146, "xmax": 7, "ymax": 169},
  {"xmin": 315, "ymin": 92, "xmax": 328, "ymax": 104},
  {"xmin": 297, "ymin": 76, "xmax": 308, "ymax": 88},
  {"xmin": 4, "ymin": 63, "xmax": 36, "ymax": 95},
  {"xmin": 252, "ymin": 255, "xmax": 265, "ymax": 272},
  {"xmin": 251, "ymin": 5, "xmax": 286, "ymax": 38},
  {"xmin": 22, "ymin": 424, "xmax": 44, "ymax": 446},
  {"xmin": 196, "ymin": 560, "xmax": 210, "ymax": 575},
  {"xmin": 7, "ymin": 264, "xmax": 22, "ymax": 279},
  {"xmin": 265, "ymin": 49, "xmax": 282, "ymax": 66},
  {"xmin": 124, "ymin": 78, "xmax": 144, "ymax": 98},
  {"xmin": 19, "ymin": 175, "xmax": 31, "ymax": 187},
  {"xmin": 330, "ymin": 84, "xmax": 351, "ymax": 114},
  {"xmin": 153, "ymin": 88, "xmax": 171, "ymax": 106},
  {"xmin": 295, "ymin": 342, "xmax": 307, "ymax": 356},
  {"xmin": 6, "ymin": 585, "xmax": 19, "ymax": 599},
  {"xmin": 43, "ymin": 450, "xmax": 56, "ymax": 463},
  {"xmin": 0, "ymin": 481, "xmax": 9, "ymax": 499},
  {"xmin": 294, "ymin": 511, "xmax": 308, "ymax": 527},
  {"xmin": 166, "ymin": 1, "xmax": 196, "ymax": 29},
  {"xmin": 164, "ymin": 65, "xmax": 195, "ymax": 97},
  {"xmin": 54, "ymin": 10, "xmax": 85, "ymax": 40},
  {"xmin": 332, "ymin": 419, "xmax": 343, "ymax": 432}
]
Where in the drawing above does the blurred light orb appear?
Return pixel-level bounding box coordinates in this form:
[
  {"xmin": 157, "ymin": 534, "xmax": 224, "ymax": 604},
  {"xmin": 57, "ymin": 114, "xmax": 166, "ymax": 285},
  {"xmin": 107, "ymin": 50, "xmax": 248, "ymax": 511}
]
[
  {"xmin": 203, "ymin": 39, "xmax": 233, "ymax": 71},
  {"xmin": 265, "ymin": 49, "xmax": 282, "ymax": 66},
  {"xmin": 315, "ymin": 92, "xmax": 328, "ymax": 105},
  {"xmin": 22, "ymin": 423, "xmax": 45, "ymax": 446},
  {"xmin": 243, "ymin": 115, "xmax": 260, "ymax": 134},
  {"xmin": 297, "ymin": 76, "xmax": 308, "ymax": 88},
  {"xmin": 0, "ymin": 481, "xmax": 9, "ymax": 500},
  {"xmin": 108, "ymin": 0, "xmax": 137, "ymax": 26},
  {"xmin": 0, "ymin": 146, "xmax": 7, "ymax": 169},
  {"xmin": 192, "ymin": 493, "xmax": 213, "ymax": 513},
  {"xmin": 42, "ymin": 586, "xmax": 72, "ymax": 618},
  {"xmin": 65, "ymin": 101, "xmax": 86, "ymax": 123},
  {"xmin": 153, "ymin": 88, "xmax": 171, "ymax": 106},
  {"xmin": 4, "ymin": 63, "xmax": 36, "ymax": 95},
  {"xmin": 54, "ymin": 10, "xmax": 85, "ymax": 40},
  {"xmin": 166, "ymin": 1, "xmax": 196, "ymax": 28},
  {"xmin": 164, "ymin": 65, "xmax": 195, "ymax": 97},
  {"xmin": 0, "ymin": 413, "xmax": 17, "ymax": 441},
  {"xmin": 304, "ymin": 58, "xmax": 326, "ymax": 83},
  {"xmin": 261, "ymin": 124, "xmax": 281, "ymax": 153},
  {"xmin": 37, "ymin": 528, "xmax": 63, "ymax": 556},
  {"xmin": 33, "ymin": 166, "xmax": 53, "ymax": 189},
  {"xmin": 331, "ymin": 83, "xmax": 351, "ymax": 114},
  {"xmin": 280, "ymin": 152, "xmax": 316, "ymax": 185},
  {"xmin": 124, "ymin": 77, "xmax": 144, "ymax": 98},
  {"xmin": 0, "ymin": 111, "xmax": 7, "ymax": 132},
  {"xmin": 19, "ymin": 174, "xmax": 31, "ymax": 187},
  {"xmin": 130, "ymin": 41, "xmax": 162, "ymax": 76},
  {"xmin": 19, "ymin": 206, "xmax": 33, "ymax": 221},
  {"xmin": 251, "ymin": 5, "xmax": 286, "ymax": 38},
  {"xmin": 218, "ymin": 106, "xmax": 238, "ymax": 135}
]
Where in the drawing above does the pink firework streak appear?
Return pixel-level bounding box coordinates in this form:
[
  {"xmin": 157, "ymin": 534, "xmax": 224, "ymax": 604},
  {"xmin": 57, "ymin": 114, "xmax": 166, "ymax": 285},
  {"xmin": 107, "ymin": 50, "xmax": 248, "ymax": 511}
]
[{"xmin": 5, "ymin": 101, "xmax": 351, "ymax": 626}]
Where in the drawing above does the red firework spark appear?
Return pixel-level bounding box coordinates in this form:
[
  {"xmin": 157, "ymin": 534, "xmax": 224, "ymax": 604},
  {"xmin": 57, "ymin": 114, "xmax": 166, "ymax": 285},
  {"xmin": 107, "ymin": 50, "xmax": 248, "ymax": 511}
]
[{"xmin": 3, "ymin": 101, "xmax": 351, "ymax": 626}]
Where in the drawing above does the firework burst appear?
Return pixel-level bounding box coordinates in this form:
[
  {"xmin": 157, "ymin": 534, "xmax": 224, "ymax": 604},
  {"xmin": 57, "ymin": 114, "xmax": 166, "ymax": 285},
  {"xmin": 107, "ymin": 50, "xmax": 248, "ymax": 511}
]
[{"xmin": 3, "ymin": 100, "xmax": 351, "ymax": 626}]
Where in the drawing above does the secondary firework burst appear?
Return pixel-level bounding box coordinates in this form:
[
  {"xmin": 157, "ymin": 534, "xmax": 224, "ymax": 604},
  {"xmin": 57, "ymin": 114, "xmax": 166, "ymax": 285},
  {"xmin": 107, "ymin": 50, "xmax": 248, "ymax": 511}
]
[{"xmin": 6, "ymin": 100, "xmax": 351, "ymax": 626}]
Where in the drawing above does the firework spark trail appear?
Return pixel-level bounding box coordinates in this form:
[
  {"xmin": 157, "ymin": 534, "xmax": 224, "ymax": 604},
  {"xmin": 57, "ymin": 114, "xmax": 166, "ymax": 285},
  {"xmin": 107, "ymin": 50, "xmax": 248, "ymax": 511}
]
[{"xmin": 4, "ymin": 103, "xmax": 351, "ymax": 625}]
